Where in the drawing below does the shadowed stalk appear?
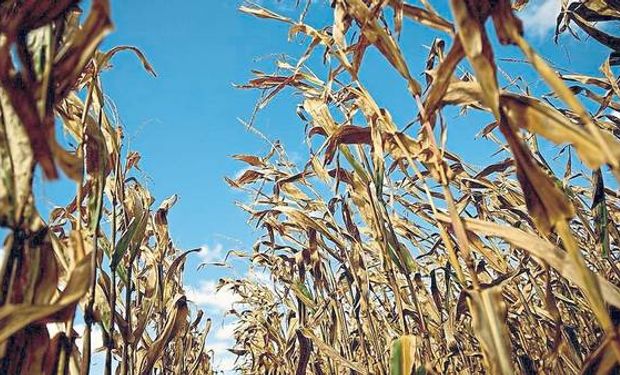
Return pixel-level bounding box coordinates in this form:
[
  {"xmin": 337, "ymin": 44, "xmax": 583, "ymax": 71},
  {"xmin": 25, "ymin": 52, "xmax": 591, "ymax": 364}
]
[
  {"xmin": 81, "ymin": 84, "xmax": 105, "ymax": 375},
  {"xmin": 122, "ymin": 265, "xmax": 132, "ymax": 375},
  {"xmin": 106, "ymin": 186, "xmax": 118, "ymax": 375}
]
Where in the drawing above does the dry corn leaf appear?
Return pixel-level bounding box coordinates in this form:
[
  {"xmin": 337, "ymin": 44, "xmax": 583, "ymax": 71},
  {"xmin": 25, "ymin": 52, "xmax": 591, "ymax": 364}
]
[
  {"xmin": 389, "ymin": 335, "xmax": 419, "ymax": 375},
  {"xmin": 137, "ymin": 295, "xmax": 189, "ymax": 375},
  {"xmin": 467, "ymin": 286, "xmax": 514, "ymax": 375},
  {"xmin": 0, "ymin": 251, "xmax": 92, "ymax": 343},
  {"xmin": 499, "ymin": 116, "xmax": 575, "ymax": 234},
  {"xmin": 500, "ymin": 94, "xmax": 620, "ymax": 170},
  {"xmin": 450, "ymin": 0, "xmax": 499, "ymax": 116}
]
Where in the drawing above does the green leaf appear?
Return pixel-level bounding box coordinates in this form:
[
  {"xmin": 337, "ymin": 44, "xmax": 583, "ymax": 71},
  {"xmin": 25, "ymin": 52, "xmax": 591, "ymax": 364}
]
[
  {"xmin": 111, "ymin": 217, "xmax": 137, "ymax": 270},
  {"xmin": 390, "ymin": 335, "xmax": 418, "ymax": 375},
  {"xmin": 110, "ymin": 211, "xmax": 148, "ymax": 270},
  {"xmin": 592, "ymin": 169, "xmax": 610, "ymax": 256},
  {"xmin": 390, "ymin": 337, "xmax": 404, "ymax": 375}
]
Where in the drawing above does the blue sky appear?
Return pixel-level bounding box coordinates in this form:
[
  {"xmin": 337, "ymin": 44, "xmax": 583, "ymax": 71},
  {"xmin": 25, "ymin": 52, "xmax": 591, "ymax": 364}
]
[{"xmin": 24, "ymin": 0, "xmax": 616, "ymax": 372}]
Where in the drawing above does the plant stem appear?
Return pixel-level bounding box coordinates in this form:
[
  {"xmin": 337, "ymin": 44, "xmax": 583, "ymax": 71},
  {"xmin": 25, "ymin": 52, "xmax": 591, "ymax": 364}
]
[{"xmin": 105, "ymin": 188, "xmax": 118, "ymax": 375}]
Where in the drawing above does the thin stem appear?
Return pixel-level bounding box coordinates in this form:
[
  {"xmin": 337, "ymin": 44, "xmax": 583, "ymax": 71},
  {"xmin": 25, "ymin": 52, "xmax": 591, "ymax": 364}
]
[{"xmin": 105, "ymin": 187, "xmax": 118, "ymax": 375}]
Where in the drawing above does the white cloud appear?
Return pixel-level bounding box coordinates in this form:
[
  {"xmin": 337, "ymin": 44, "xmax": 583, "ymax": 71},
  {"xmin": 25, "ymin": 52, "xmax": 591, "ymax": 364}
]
[
  {"xmin": 520, "ymin": 0, "xmax": 562, "ymax": 37},
  {"xmin": 186, "ymin": 280, "xmax": 241, "ymax": 312},
  {"xmin": 206, "ymin": 339, "xmax": 237, "ymax": 373},
  {"xmin": 214, "ymin": 322, "xmax": 236, "ymax": 341},
  {"xmin": 247, "ymin": 267, "xmax": 271, "ymax": 286},
  {"xmin": 74, "ymin": 324, "xmax": 105, "ymax": 353},
  {"xmin": 47, "ymin": 323, "xmax": 104, "ymax": 353},
  {"xmin": 198, "ymin": 243, "xmax": 224, "ymax": 264},
  {"xmin": 247, "ymin": 267, "xmax": 282, "ymax": 296},
  {"xmin": 206, "ymin": 340, "xmax": 230, "ymax": 354},
  {"xmin": 211, "ymin": 353, "xmax": 237, "ymax": 372},
  {"xmin": 215, "ymin": 355, "xmax": 237, "ymax": 373},
  {"xmin": 187, "ymin": 279, "xmax": 241, "ymax": 372}
]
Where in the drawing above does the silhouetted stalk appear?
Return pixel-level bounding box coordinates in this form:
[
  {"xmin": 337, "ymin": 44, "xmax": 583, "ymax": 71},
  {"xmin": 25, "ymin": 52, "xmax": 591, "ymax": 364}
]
[
  {"xmin": 122, "ymin": 261, "xmax": 133, "ymax": 375},
  {"xmin": 105, "ymin": 186, "xmax": 118, "ymax": 375},
  {"xmin": 81, "ymin": 85, "xmax": 104, "ymax": 375}
]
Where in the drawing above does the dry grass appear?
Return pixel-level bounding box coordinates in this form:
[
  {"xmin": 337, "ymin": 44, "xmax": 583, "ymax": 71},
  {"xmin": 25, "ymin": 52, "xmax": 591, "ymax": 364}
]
[{"xmin": 223, "ymin": 1, "xmax": 620, "ymax": 374}]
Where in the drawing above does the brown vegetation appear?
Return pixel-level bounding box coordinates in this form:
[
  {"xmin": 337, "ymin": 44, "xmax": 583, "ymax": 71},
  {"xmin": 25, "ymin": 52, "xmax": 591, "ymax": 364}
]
[
  {"xmin": 225, "ymin": 0, "xmax": 620, "ymax": 374},
  {"xmin": 0, "ymin": 1, "xmax": 213, "ymax": 374},
  {"xmin": 3, "ymin": 0, "xmax": 620, "ymax": 374}
]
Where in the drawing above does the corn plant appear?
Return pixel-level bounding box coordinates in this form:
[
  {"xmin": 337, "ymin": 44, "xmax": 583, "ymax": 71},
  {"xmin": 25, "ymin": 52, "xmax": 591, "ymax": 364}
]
[
  {"xmin": 0, "ymin": 1, "xmax": 213, "ymax": 374},
  {"xmin": 226, "ymin": 1, "xmax": 620, "ymax": 374}
]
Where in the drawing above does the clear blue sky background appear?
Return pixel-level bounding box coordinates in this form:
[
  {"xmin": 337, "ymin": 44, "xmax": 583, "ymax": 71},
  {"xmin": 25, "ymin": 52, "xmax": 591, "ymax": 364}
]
[{"xmin": 28, "ymin": 0, "xmax": 614, "ymax": 372}]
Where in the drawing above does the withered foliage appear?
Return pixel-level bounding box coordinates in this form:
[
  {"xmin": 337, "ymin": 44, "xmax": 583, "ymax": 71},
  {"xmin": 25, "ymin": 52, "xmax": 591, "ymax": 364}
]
[
  {"xmin": 0, "ymin": 1, "xmax": 212, "ymax": 374},
  {"xmin": 226, "ymin": 1, "xmax": 620, "ymax": 374},
  {"xmin": 554, "ymin": 0, "xmax": 620, "ymax": 65}
]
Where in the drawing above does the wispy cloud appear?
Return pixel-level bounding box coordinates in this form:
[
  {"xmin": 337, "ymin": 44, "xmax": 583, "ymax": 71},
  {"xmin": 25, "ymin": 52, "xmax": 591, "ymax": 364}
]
[
  {"xmin": 186, "ymin": 278, "xmax": 240, "ymax": 371},
  {"xmin": 191, "ymin": 251, "xmax": 271, "ymax": 373},
  {"xmin": 186, "ymin": 279, "xmax": 241, "ymax": 312},
  {"xmin": 214, "ymin": 322, "xmax": 237, "ymax": 341},
  {"xmin": 205, "ymin": 323, "xmax": 238, "ymax": 373},
  {"xmin": 520, "ymin": 0, "xmax": 562, "ymax": 38},
  {"xmin": 246, "ymin": 267, "xmax": 275, "ymax": 291},
  {"xmin": 252, "ymin": 0, "xmax": 298, "ymax": 12},
  {"xmin": 207, "ymin": 340, "xmax": 237, "ymax": 372},
  {"xmin": 198, "ymin": 243, "xmax": 224, "ymax": 264}
]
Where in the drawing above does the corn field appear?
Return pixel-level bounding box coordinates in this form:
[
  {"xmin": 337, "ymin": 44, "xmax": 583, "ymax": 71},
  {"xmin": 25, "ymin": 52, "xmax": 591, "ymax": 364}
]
[{"xmin": 2, "ymin": 0, "xmax": 620, "ymax": 374}]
